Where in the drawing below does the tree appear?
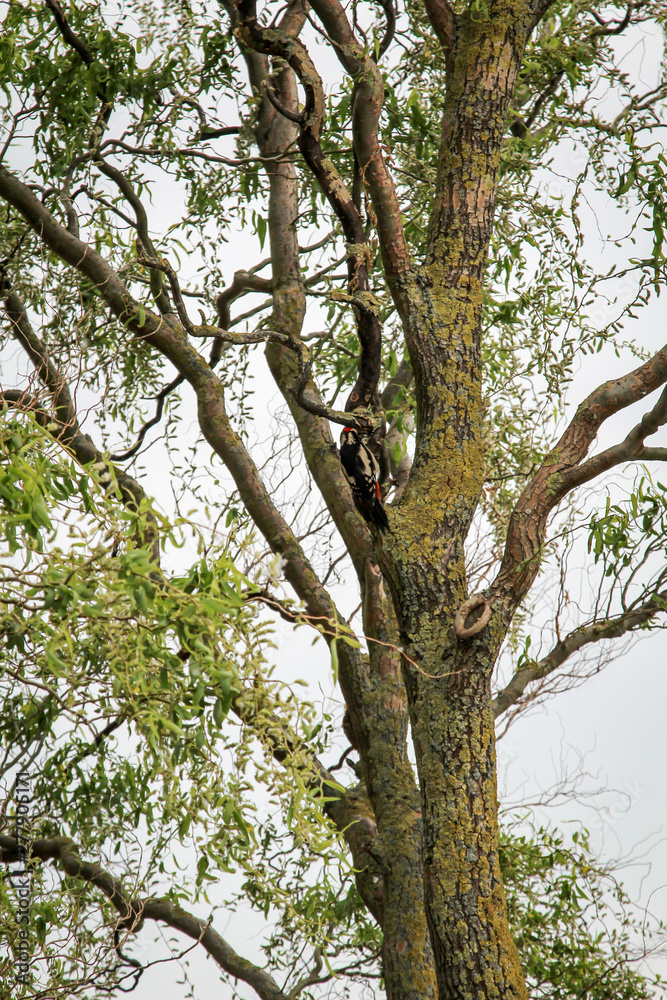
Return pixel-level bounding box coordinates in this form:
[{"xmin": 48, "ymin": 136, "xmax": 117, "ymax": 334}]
[{"xmin": 0, "ymin": 0, "xmax": 666, "ymax": 997}]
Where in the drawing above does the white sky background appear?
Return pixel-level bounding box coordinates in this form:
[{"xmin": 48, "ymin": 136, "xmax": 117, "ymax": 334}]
[{"xmin": 2, "ymin": 1, "xmax": 667, "ymax": 996}]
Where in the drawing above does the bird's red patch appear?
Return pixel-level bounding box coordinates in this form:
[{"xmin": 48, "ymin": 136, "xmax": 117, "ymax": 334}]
[{"xmin": 376, "ymin": 481, "xmax": 381, "ymax": 500}]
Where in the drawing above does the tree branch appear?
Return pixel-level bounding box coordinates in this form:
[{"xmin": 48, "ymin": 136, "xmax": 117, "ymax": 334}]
[
  {"xmin": 422, "ymin": 0, "xmax": 455, "ymax": 53},
  {"xmin": 0, "ymin": 389, "xmax": 161, "ymax": 561},
  {"xmin": 307, "ymin": 0, "xmax": 412, "ymax": 288},
  {"xmin": 45, "ymin": 0, "xmax": 95, "ymax": 64},
  {"xmin": 0, "ymin": 166, "xmax": 349, "ymax": 618},
  {"xmin": 589, "ymin": 1, "xmax": 637, "ymax": 38},
  {"xmin": 0, "ymin": 271, "xmax": 164, "ymax": 561},
  {"xmin": 492, "ymin": 595, "xmax": 666, "ymax": 719},
  {"xmin": 0, "ymin": 835, "xmax": 290, "ymax": 1000},
  {"xmin": 375, "ymin": 0, "xmax": 397, "ymax": 59},
  {"xmin": 95, "ymin": 157, "xmax": 172, "ymax": 314},
  {"xmin": 528, "ymin": 0, "xmax": 560, "ymax": 30},
  {"xmin": 491, "ymin": 344, "xmax": 667, "ymax": 615},
  {"xmin": 381, "ymin": 359, "xmax": 414, "ymax": 498},
  {"xmin": 561, "ymin": 383, "xmax": 667, "ymax": 490},
  {"xmin": 45, "ymin": 0, "xmax": 112, "ymax": 143},
  {"xmin": 0, "ymin": 273, "xmax": 77, "ymax": 429},
  {"xmin": 110, "ymin": 374, "xmax": 184, "ymax": 462},
  {"xmin": 133, "ymin": 245, "xmax": 380, "ymax": 431},
  {"xmin": 236, "ymin": 7, "xmax": 386, "ymax": 414}
]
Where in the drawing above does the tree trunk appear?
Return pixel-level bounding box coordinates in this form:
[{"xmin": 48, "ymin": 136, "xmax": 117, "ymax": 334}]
[{"xmin": 377, "ymin": 7, "xmax": 535, "ymax": 997}]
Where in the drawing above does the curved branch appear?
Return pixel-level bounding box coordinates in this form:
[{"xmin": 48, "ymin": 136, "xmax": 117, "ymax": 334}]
[
  {"xmin": 454, "ymin": 594, "xmax": 492, "ymax": 638},
  {"xmin": 590, "ymin": 1, "xmax": 637, "ymax": 38},
  {"xmin": 492, "ymin": 595, "xmax": 666, "ymax": 719},
  {"xmin": 214, "ymin": 267, "xmax": 273, "ymax": 364},
  {"xmin": 374, "ymin": 0, "xmax": 397, "ymax": 59},
  {"xmin": 0, "ymin": 164, "xmax": 145, "ymax": 330},
  {"xmin": 110, "ymin": 374, "xmax": 184, "ymax": 463},
  {"xmin": 491, "ymin": 345, "xmax": 667, "ymax": 614},
  {"xmin": 236, "ymin": 8, "xmax": 385, "ymax": 413},
  {"xmin": 45, "ymin": 0, "xmax": 95, "ymax": 64},
  {"xmin": 563, "ymin": 384, "xmax": 667, "ymax": 489},
  {"xmin": 422, "ymin": 0, "xmax": 455, "ymax": 53},
  {"xmin": 264, "ymin": 75, "xmax": 306, "ymax": 124},
  {"xmin": 0, "ymin": 274, "xmax": 77, "ymax": 428},
  {"xmin": 45, "ymin": 0, "xmax": 112, "ymax": 142},
  {"xmin": 528, "ymin": 0, "xmax": 560, "ymax": 29},
  {"xmin": 307, "ymin": 0, "xmax": 412, "ymax": 287},
  {"xmin": 0, "ymin": 273, "xmax": 162, "ymax": 561},
  {"xmin": 95, "ymin": 159, "xmax": 172, "ymax": 314},
  {"xmin": 0, "ymin": 835, "xmax": 289, "ymax": 1000}
]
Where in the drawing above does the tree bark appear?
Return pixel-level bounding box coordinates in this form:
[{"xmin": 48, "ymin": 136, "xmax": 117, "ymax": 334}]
[
  {"xmin": 376, "ymin": 6, "xmax": 535, "ymax": 997},
  {"xmin": 231, "ymin": 5, "xmax": 438, "ymax": 995}
]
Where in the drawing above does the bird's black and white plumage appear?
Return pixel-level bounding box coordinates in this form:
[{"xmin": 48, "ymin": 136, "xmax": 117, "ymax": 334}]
[{"xmin": 339, "ymin": 427, "xmax": 389, "ymax": 531}]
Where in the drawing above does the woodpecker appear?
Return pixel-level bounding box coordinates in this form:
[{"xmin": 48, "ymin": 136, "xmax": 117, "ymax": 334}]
[{"xmin": 339, "ymin": 427, "xmax": 389, "ymax": 531}]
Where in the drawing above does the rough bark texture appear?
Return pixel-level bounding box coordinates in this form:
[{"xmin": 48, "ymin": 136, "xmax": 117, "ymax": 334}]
[
  {"xmin": 5, "ymin": 0, "xmax": 665, "ymax": 998},
  {"xmin": 230, "ymin": 4, "xmax": 437, "ymax": 996},
  {"xmin": 372, "ymin": 8, "xmax": 533, "ymax": 996}
]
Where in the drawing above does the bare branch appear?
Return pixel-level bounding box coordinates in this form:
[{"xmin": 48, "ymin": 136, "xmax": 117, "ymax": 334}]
[
  {"xmin": 307, "ymin": 0, "xmax": 413, "ymax": 287},
  {"xmin": 213, "ymin": 267, "xmax": 273, "ymax": 365},
  {"xmin": 563, "ymin": 384, "xmax": 667, "ymax": 489},
  {"xmin": 639, "ymin": 447, "xmax": 667, "ymax": 461},
  {"xmin": 197, "ymin": 124, "xmax": 241, "ymax": 140},
  {"xmin": 95, "ymin": 158, "xmax": 172, "ymax": 314},
  {"xmin": 422, "ymin": 0, "xmax": 455, "ymax": 53},
  {"xmin": 590, "ymin": 1, "xmax": 637, "ymax": 38},
  {"xmin": 110, "ymin": 374, "xmax": 184, "ymax": 463},
  {"xmin": 264, "ymin": 76, "xmax": 307, "ymax": 125},
  {"xmin": 170, "ymin": 91, "xmax": 241, "ymax": 141},
  {"xmin": 101, "ymin": 136, "xmax": 294, "ymax": 168},
  {"xmin": 491, "ymin": 344, "xmax": 667, "ymax": 615},
  {"xmin": 236, "ymin": 7, "xmax": 386, "ymax": 413},
  {"xmin": 492, "ymin": 596, "xmax": 666, "ymax": 719},
  {"xmin": 375, "ymin": 0, "xmax": 397, "ymax": 58}
]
